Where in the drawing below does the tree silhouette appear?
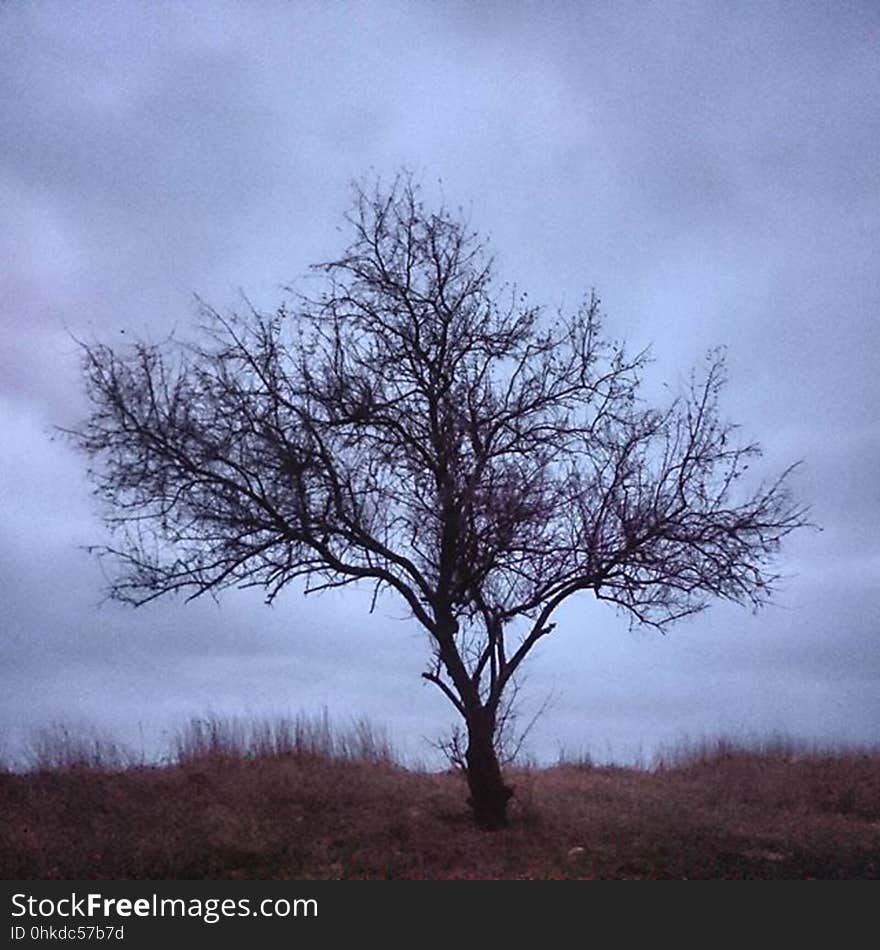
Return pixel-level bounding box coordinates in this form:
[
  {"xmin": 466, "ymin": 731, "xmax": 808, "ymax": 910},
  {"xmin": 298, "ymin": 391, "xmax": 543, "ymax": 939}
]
[{"xmin": 73, "ymin": 174, "xmax": 808, "ymax": 829}]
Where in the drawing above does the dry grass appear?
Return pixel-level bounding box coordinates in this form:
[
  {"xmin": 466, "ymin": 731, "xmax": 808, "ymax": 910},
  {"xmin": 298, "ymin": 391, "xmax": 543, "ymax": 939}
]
[{"xmin": 1, "ymin": 722, "xmax": 878, "ymax": 879}]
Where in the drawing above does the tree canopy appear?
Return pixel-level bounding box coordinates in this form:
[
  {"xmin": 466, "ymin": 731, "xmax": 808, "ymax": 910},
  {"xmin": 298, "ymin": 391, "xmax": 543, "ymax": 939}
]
[{"xmin": 74, "ymin": 175, "xmax": 808, "ymax": 827}]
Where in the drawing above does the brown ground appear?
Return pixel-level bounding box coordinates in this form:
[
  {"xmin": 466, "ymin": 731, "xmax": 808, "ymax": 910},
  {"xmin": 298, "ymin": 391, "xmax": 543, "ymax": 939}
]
[{"xmin": 2, "ymin": 733, "xmax": 878, "ymax": 879}]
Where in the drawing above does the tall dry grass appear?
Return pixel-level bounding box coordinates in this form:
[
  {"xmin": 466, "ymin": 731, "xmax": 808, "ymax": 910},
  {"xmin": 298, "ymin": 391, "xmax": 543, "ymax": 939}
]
[
  {"xmin": 1, "ymin": 719, "xmax": 877, "ymax": 879},
  {"xmin": 16, "ymin": 721, "xmax": 137, "ymax": 772},
  {"xmin": 0, "ymin": 712, "xmax": 395, "ymax": 774},
  {"xmin": 172, "ymin": 711, "xmax": 394, "ymax": 766}
]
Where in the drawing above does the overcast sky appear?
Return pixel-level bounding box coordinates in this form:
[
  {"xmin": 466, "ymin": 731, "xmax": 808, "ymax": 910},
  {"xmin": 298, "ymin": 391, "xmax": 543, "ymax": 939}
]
[{"xmin": 1, "ymin": 1, "xmax": 878, "ymax": 767}]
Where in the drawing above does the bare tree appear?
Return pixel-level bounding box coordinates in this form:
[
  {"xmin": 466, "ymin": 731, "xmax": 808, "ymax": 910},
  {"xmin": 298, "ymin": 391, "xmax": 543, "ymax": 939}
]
[{"xmin": 72, "ymin": 174, "xmax": 808, "ymax": 829}]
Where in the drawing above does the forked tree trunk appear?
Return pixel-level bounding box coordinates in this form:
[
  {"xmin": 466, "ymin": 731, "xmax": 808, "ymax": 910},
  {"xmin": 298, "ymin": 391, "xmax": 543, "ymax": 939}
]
[{"xmin": 464, "ymin": 709, "xmax": 514, "ymax": 830}]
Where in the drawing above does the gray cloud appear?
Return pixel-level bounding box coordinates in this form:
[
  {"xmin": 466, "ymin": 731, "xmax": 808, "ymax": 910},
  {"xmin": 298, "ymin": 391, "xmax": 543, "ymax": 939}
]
[{"xmin": 1, "ymin": 0, "xmax": 877, "ymax": 764}]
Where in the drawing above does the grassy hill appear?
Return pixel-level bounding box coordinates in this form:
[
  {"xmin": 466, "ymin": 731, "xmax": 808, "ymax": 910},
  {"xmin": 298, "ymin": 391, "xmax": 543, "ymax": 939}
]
[{"xmin": 2, "ymin": 719, "xmax": 878, "ymax": 879}]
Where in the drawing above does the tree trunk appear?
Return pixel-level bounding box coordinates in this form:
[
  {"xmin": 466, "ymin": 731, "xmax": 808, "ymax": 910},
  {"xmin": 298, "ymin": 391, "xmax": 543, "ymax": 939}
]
[{"xmin": 464, "ymin": 709, "xmax": 514, "ymax": 830}]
